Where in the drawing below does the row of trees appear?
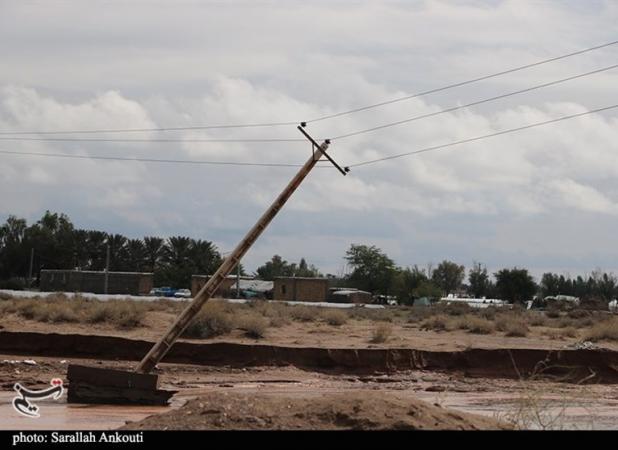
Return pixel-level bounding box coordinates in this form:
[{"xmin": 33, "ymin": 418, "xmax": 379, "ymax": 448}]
[
  {"xmin": 0, "ymin": 212, "xmax": 224, "ymax": 288},
  {"xmin": 344, "ymin": 244, "xmax": 617, "ymax": 304},
  {"xmin": 2, "ymin": 213, "xmax": 617, "ymax": 303}
]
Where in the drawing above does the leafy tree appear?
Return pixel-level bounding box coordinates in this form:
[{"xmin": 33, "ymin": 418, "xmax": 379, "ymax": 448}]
[
  {"xmin": 412, "ymin": 280, "xmax": 442, "ymax": 300},
  {"xmin": 255, "ymin": 255, "xmax": 320, "ymax": 280},
  {"xmin": 294, "ymin": 257, "xmax": 322, "ymax": 278},
  {"xmin": 468, "ymin": 262, "xmax": 491, "ymax": 298},
  {"xmin": 431, "ymin": 260, "xmax": 465, "ymax": 295},
  {"xmin": 255, "ymin": 255, "xmax": 293, "ymax": 280},
  {"xmin": 494, "ymin": 268, "xmax": 537, "ymax": 304},
  {"xmin": 540, "ymin": 273, "xmax": 561, "ymax": 297},
  {"xmin": 391, "ymin": 265, "xmax": 429, "ymax": 305},
  {"xmin": 344, "ymin": 244, "xmax": 396, "ymax": 295},
  {"xmin": 0, "ymin": 215, "xmax": 28, "ymax": 278}
]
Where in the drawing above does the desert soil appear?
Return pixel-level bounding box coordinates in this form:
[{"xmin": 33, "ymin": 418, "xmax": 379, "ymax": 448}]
[{"xmin": 2, "ymin": 308, "xmax": 615, "ymax": 352}]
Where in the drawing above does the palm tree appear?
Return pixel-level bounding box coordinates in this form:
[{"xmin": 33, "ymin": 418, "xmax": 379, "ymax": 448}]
[
  {"xmin": 191, "ymin": 239, "xmax": 222, "ymax": 275},
  {"xmin": 144, "ymin": 236, "xmax": 165, "ymax": 272},
  {"xmin": 125, "ymin": 239, "xmax": 146, "ymax": 272}
]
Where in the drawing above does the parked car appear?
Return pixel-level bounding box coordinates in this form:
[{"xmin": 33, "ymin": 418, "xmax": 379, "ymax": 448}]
[
  {"xmin": 173, "ymin": 289, "xmax": 192, "ymax": 299},
  {"xmin": 149, "ymin": 287, "xmax": 177, "ymax": 297}
]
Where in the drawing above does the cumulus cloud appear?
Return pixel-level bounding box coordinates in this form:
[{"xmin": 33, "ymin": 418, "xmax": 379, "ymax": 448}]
[{"xmin": 0, "ymin": 0, "xmax": 617, "ymax": 275}]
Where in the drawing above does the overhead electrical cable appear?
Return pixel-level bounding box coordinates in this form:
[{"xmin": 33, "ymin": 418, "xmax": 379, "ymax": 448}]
[
  {"xmin": 348, "ymin": 104, "xmax": 618, "ymax": 168},
  {"xmin": 332, "ymin": 63, "xmax": 618, "ymax": 140},
  {"xmin": 3, "ymin": 63, "xmax": 616, "ymax": 145},
  {"xmin": 0, "ymin": 39, "xmax": 616, "ymax": 136}
]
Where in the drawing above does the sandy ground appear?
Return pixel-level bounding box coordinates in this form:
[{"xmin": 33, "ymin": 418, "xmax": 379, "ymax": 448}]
[
  {"xmin": 2, "ymin": 308, "xmax": 615, "ymax": 353},
  {"xmin": 121, "ymin": 390, "xmax": 508, "ymax": 430},
  {"xmin": 2, "ymin": 297, "xmax": 618, "ymax": 430}
]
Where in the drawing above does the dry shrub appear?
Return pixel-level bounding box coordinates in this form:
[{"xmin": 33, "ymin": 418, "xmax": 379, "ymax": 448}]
[
  {"xmin": 370, "ymin": 323, "xmax": 392, "ymax": 343},
  {"xmin": 583, "ymin": 318, "xmax": 618, "ymax": 342},
  {"xmin": 495, "ymin": 316, "xmax": 510, "ymax": 332},
  {"xmin": 421, "ymin": 314, "xmax": 452, "ymax": 332},
  {"xmin": 290, "ymin": 305, "xmax": 322, "ymax": 322},
  {"xmin": 106, "ymin": 301, "xmax": 146, "ymax": 329},
  {"xmin": 545, "ymin": 306, "xmax": 561, "ymax": 319},
  {"xmin": 45, "ymin": 303, "xmax": 79, "ymax": 323},
  {"xmin": 239, "ymin": 315, "xmax": 268, "ymax": 339},
  {"xmin": 16, "ymin": 299, "xmax": 40, "ymax": 319},
  {"xmin": 0, "ymin": 299, "xmax": 17, "ymax": 314},
  {"xmin": 479, "ymin": 306, "xmax": 497, "ymax": 321},
  {"xmin": 350, "ymin": 307, "xmax": 394, "ymax": 322},
  {"xmin": 0, "ymin": 292, "xmax": 12, "ymax": 301},
  {"xmin": 369, "ymin": 309, "xmax": 396, "ymax": 323},
  {"xmin": 80, "ymin": 300, "xmax": 147, "ymax": 328},
  {"xmin": 571, "ymin": 317, "xmax": 594, "ymax": 328},
  {"xmin": 529, "ymin": 313, "xmax": 547, "ymax": 327},
  {"xmin": 459, "ymin": 316, "xmax": 494, "ymax": 334},
  {"xmin": 568, "ymin": 309, "xmax": 590, "ymax": 319},
  {"xmin": 579, "ymin": 296, "xmax": 608, "ymax": 311},
  {"xmin": 557, "ymin": 318, "xmax": 575, "ymax": 329},
  {"xmin": 406, "ymin": 307, "xmax": 433, "ymax": 323},
  {"xmin": 504, "ymin": 320, "xmax": 529, "ymax": 337},
  {"xmin": 437, "ymin": 302, "xmax": 471, "ymax": 316},
  {"xmin": 543, "ymin": 328, "xmax": 578, "ymax": 340},
  {"xmin": 561, "ymin": 327, "xmax": 578, "ymax": 338},
  {"xmin": 84, "ymin": 303, "xmax": 114, "ymax": 323},
  {"xmin": 183, "ymin": 302, "xmax": 235, "ymax": 338},
  {"xmin": 322, "ymin": 309, "xmax": 348, "ymax": 326},
  {"xmin": 250, "ymin": 301, "xmax": 292, "ymax": 327}
]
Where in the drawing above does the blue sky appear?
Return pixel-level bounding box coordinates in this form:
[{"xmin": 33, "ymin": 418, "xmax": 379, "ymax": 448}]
[{"xmin": 1, "ymin": 0, "xmax": 617, "ymax": 278}]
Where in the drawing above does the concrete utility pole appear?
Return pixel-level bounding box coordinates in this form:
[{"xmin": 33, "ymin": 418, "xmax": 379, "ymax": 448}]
[
  {"xmin": 136, "ymin": 124, "xmax": 348, "ymax": 374},
  {"xmin": 104, "ymin": 243, "xmax": 110, "ymax": 294},
  {"xmin": 28, "ymin": 248, "xmax": 34, "ymax": 284},
  {"xmin": 236, "ymin": 262, "xmax": 241, "ymax": 299}
]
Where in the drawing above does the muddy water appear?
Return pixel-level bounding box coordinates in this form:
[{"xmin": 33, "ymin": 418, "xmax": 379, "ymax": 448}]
[
  {"xmin": 0, "ymin": 392, "xmax": 170, "ymax": 430},
  {"xmin": 2, "ymin": 360, "xmax": 617, "ymax": 430},
  {"xmin": 2, "ymin": 385, "xmax": 617, "ymax": 430}
]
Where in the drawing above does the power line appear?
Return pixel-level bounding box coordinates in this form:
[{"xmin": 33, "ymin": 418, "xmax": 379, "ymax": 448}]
[
  {"xmin": 306, "ymin": 39, "xmax": 618, "ymax": 123},
  {"xmin": 0, "ymin": 121, "xmax": 298, "ymax": 136},
  {"xmin": 0, "ymin": 150, "xmax": 313, "ymax": 167},
  {"xmin": 1, "ymin": 39, "xmax": 617, "ymax": 136},
  {"xmin": 332, "ymin": 63, "xmax": 618, "ymax": 140},
  {"xmin": 0, "ymin": 136, "xmax": 304, "ymax": 143},
  {"xmin": 348, "ymin": 104, "xmax": 618, "ymax": 168},
  {"xmin": 4, "ymin": 63, "xmax": 617, "ymax": 146}
]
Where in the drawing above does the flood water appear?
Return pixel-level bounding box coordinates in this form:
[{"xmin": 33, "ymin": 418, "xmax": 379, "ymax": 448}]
[{"xmin": 2, "ymin": 378, "xmax": 617, "ymax": 430}]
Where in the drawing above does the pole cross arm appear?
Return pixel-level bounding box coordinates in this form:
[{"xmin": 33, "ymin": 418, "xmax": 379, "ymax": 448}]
[{"xmin": 298, "ymin": 124, "xmax": 349, "ymax": 175}]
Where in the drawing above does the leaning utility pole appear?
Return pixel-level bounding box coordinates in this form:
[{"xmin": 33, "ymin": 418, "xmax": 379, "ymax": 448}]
[{"xmin": 135, "ymin": 124, "xmax": 347, "ymax": 373}]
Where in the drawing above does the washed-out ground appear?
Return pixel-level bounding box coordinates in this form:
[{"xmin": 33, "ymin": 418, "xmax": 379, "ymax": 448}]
[
  {"xmin": 1, "ymin": 293, "xmax": 618, "ymax": 429},
  {"xmin": 1, "ymin": 355, "xmax": 617, "ymax": 430}
]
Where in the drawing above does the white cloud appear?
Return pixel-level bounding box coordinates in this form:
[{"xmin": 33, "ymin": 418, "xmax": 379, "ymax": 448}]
[{"xmin": 0, "ymin": 0, "xmax": 617, "ymax": 275}]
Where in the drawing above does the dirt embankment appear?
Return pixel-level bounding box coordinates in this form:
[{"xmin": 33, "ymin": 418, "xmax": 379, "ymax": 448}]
[
  {"xmin": 121, "ymin": 390, "xmax": 509, "ymax": 430},
  {"xmin": 2, "ymin": 331, "xmax": 618, "ymax": 383}
]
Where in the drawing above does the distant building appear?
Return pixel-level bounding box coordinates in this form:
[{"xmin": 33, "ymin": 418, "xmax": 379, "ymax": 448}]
[
  {"xmin": 191, "ymin": 274, "xmax": 253, "ymax": 298},
  {"xmin": 439, "ymin": 294, "xmax": 508, "ymax": 309},
  {"xmin": 273, "ymin": 277, "xmax": 330, "ymax": 302},
  {"xmin": 231, "ymin": 279, "xmax": 273, "ymax": 299},
  {"xmin": 40, "ymin": 269, "xmax": 153, "ymax": 296},
  {"xmin": 328, "ymin": 288, "xmax": 372, "ymax": 304}
]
